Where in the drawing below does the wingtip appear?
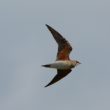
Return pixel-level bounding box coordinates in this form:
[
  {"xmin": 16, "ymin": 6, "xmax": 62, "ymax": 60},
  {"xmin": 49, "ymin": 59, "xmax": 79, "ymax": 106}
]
[
  {"xmin": 44, "ymin": 84, "xmax": 49, "ymax": 88},
  {"xmin": 45, "ymin": 24, "xmax": 51, "ymax": 29},
  {"xmin": 45, "ymin": 24, "xmax": 49, "ymax": 27},
  {"xmin": 44, "ymin": 82, "xmax": 53, "ymax": 87},
  {"xmin": 44, "ymin": 85, "xmax": 48, "ymax": 88}
]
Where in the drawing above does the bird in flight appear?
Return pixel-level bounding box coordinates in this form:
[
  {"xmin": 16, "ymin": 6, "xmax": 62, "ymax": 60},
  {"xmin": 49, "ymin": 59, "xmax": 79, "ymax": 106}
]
[{"xmin": 42, "ymin": 24, "xmax": 81, "ymax": 87}]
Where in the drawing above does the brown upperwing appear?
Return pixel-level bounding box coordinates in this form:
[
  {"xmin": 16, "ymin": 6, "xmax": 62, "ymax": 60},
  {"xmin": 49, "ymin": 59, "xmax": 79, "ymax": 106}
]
[
  {"xmin": 45, "ymin": 69, "xmax": 72, "ymax": 87},
  {"xmin": 46, "ymin": 24, "xmax": 72, "ymax": 60}
]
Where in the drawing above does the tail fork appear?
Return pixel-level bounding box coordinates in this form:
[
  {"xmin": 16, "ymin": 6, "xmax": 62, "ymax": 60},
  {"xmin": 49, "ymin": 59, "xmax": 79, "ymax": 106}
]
[{"xmin": 42, "ymin": 64, "xmax": 51, "ymax": 67}]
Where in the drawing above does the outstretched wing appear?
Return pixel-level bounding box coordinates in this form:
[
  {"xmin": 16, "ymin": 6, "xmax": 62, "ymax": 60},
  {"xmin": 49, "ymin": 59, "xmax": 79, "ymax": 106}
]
[
  {"xmin": 45, "ymin": 69, "xmax": 72, "ymax": 87},
  {"xmin": 46, "ymin": 24, "xmax": 72, "ymax": 60}
]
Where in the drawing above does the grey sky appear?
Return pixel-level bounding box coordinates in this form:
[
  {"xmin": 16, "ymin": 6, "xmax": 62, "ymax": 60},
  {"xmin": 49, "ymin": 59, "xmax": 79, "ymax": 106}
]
[{"xmin": 0, "ymin": 0, "xmax": 110, "ymax": 110}]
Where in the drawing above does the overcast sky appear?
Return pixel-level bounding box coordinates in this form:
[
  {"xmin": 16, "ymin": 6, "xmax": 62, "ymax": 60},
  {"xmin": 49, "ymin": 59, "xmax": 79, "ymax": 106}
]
[{"xmin": 0, "ymin": 0, "xmax": 110, "ymax": 110}]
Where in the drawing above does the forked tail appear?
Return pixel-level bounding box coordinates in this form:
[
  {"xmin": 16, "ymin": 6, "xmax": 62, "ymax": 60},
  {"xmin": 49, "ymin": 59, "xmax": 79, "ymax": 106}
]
[{"xmin": 42, "ymin": 64, "xmax": 51, "ymax": 67}]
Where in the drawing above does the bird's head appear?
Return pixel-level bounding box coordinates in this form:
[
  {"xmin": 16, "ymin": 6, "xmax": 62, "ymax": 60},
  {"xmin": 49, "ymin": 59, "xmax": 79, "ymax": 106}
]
[
  {"xmin": 75, "ymin": 60, "xmax": 81, "ymax": 65},
  {"xmin": 71, "ymin": 60, "xmax": 81, "ymax": 68}
]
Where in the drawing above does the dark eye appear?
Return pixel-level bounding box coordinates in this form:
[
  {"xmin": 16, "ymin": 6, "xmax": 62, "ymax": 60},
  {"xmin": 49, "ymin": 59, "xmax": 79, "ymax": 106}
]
[
  {"xmin": 76, "ymin": 61, "xmax": 79, "ymax": 63},
  {"xmin": 76, "ymin": 61, "xmax": 81, "ymax": 64}
]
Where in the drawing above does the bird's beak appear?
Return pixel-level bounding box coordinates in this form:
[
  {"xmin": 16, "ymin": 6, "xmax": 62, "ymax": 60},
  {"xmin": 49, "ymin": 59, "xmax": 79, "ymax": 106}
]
[{"xmin": 79, "ymin": 62, "xmax": 81, "ymax": 64}]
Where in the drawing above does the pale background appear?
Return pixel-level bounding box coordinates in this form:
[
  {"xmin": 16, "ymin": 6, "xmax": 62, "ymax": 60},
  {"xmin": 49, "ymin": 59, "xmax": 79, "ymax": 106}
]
[{"xmin": 0, "ymin": 0, "xmax": 110, "ymax": 110}]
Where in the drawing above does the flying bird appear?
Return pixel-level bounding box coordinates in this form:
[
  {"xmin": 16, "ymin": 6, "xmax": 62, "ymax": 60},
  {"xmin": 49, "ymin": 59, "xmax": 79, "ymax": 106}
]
[{"xmin": 42, "ymin": 24, "xmax": 81, "ymax": 87}]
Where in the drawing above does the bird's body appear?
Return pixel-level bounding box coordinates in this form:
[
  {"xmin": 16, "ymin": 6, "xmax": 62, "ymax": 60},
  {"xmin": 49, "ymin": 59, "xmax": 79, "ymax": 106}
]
[
  {"xmin": 43, "ymin": 60, "xmax": 78, "ymax": 70},
  {"xmin": 42, "ymin": 24, "xmax": 81, "ymax": 87}
]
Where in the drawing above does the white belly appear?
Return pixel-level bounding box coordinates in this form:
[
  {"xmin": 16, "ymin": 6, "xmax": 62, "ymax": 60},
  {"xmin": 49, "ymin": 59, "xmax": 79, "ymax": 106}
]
[{"xmin": 50, "ymin": 61, "xmax": 72, "ymax": 69}]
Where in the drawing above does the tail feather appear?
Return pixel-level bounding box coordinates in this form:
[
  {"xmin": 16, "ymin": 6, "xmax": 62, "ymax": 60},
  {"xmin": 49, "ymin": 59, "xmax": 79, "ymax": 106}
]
[{"xmin": 42, "ymin": 64, "xmax": 51, "ymax": 67}]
